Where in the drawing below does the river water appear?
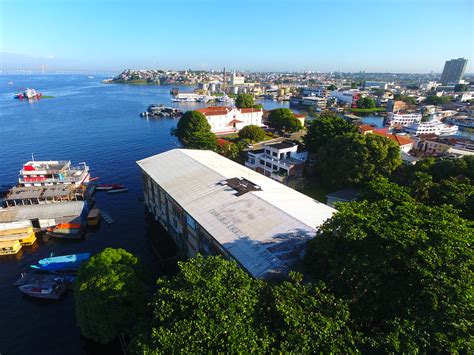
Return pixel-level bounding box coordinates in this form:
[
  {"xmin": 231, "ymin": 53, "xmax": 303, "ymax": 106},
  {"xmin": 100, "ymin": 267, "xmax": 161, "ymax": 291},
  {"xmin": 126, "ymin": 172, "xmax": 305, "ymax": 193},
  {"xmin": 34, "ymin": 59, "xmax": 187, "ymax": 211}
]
[{"xmin": 0, "ymin": 75, "xmax": 289, "ymax": 354}]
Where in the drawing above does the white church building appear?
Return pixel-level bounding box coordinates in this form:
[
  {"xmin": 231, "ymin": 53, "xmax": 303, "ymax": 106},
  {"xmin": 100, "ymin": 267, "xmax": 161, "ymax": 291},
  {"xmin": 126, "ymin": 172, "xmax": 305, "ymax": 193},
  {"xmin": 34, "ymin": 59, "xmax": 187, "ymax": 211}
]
[{"xmin": 196, "ymin": 106, "xmax": 264, "ymax": 135}]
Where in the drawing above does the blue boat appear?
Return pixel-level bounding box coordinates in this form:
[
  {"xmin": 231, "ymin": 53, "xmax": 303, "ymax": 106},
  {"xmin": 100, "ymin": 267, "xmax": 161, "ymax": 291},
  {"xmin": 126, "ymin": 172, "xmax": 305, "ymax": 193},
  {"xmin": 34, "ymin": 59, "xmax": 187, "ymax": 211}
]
[{"xmin": 30, "ymin": 253, "xmax": 90, "ymax": 271}]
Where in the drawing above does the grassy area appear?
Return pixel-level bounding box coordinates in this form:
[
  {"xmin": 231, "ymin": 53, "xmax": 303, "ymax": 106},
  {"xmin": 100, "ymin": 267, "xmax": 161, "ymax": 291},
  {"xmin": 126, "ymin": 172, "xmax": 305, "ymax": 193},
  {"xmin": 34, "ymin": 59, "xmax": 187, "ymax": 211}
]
[{"xmin": 350, "ymin": 107, "xmax": 386, "ymax": 114}]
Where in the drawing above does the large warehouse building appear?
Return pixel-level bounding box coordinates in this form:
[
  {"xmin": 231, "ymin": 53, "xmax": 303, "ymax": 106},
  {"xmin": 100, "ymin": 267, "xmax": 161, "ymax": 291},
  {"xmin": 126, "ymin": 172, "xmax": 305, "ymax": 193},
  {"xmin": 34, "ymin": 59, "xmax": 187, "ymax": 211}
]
[{"xmin": 137, "ymin": 149, "xmax": 335, "ymax": 279}]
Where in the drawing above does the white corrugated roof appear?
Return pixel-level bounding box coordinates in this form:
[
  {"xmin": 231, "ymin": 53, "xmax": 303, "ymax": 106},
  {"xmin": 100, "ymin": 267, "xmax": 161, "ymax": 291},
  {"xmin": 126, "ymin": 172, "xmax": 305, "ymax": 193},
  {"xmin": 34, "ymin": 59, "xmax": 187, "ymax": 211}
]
[{"xmin": 137, "ymin": 149, "xmax": 335, "ymax": 279}]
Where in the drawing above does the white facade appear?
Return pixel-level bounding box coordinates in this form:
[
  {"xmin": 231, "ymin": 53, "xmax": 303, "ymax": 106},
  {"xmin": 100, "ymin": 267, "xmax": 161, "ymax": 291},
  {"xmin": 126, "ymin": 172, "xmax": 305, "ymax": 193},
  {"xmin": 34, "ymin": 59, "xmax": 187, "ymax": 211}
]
[
  {"xmin": 300, "ymin": 96, "xmax": 327, "ymax": 108},
  {"xmin": 196, "ymin": 107, "xmax": 264, "ymax": 134},
  {"xmin": 245, "ymin": 141, "xmax": 307, "ymax": 182},
  {"xmin": 388, "ymin": 113, "xmax": 422, "ymax": 127},
  {"xmin": 330, "ymin": 90, "xmax": 359, "ymax": 104}
]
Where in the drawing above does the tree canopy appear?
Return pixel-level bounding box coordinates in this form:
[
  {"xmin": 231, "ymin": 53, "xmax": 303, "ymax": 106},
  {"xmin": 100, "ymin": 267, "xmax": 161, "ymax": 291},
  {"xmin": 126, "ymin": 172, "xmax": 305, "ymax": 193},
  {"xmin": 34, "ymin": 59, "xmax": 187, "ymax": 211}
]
[
  {"xmin": 424, "ymin": 95, "xmax": 452, "ymax": 105},
  {"xmin": 238, "ymin": 124, "xmax": 266, "ymax": 142},
  {"xmin": 235, "ymin": 93, "xmax": 255, "ymax": 109},
  {"xmin": 454, "ymin": 83, "xmax": 469, "ymax": 92},
  {"xmin": 131, "ymin": 255, "xmax": 358, "ymax": 353},
  {"xmin": 186, "ymin": 131, "xmax": 217, "ymax": 150},
  {"xmin": 74, "ymin": 248, "xmax": 150, "ymax": 344},
  {"xmin": 304, "ymin": 199, "xmax": 474, "ymax": 353},
  {"xmin": 173, "ymin": 110, "xmax": 215, "ymax": 146},
  {"xmin": 267, "ymin": 108, "xmax": 303, "ymax": 133},
  {"xmin": 357, "ymin": 97, "xmax": 376, "ymax": 109},
  {"xmin": 303, "ymin": 111, "xmax": 357, "ymax": 154},
  {"xmin": 315, "ymin": 133, "xmax": 402, "ymax": 189}
]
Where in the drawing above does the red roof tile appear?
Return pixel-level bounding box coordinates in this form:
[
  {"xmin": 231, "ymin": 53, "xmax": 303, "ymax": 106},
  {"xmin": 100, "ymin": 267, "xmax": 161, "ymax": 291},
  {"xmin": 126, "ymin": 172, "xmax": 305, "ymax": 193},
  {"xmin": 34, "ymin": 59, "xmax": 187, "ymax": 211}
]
[{"xmin": 373, "ymin": 132, "xmax": 413, "ymax": 146}]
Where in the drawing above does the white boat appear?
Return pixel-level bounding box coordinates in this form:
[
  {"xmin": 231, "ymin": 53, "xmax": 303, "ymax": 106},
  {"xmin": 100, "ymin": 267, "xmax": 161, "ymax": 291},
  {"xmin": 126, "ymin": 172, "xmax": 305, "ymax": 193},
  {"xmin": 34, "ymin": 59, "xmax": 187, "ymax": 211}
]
[
  {"xmin": 388, "ymin": 113, "xmax": 422, "ymax": 127},
  {"xmin": 405, "ymin": 119, "xmax": 458, "ymax": 136},
  {"xmin": 217, "ymin": 94, "xmax": 234, "ymax": 103},
  {"xmin": 19, "ymin": 160, "xmax": 90, "ymax": 187},
  {"xmin": 171, "ymin": 93, "xmax": 200, "ymax": 102},
  {"xmin": 24, "ymin": 88, "xmax": 39, "ymax": 99},
  {"xmin": 18, "ymin": 282, "xmax": 67, "ymax": 300}
]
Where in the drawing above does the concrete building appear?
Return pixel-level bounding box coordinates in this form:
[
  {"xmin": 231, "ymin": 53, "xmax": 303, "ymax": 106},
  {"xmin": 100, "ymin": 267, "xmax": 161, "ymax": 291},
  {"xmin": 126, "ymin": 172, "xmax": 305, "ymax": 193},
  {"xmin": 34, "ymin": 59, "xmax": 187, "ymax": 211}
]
[
  {"xmin": 245, "ymin": 141, "xmax": 307, "ymax": 183},
  {"xmin": 196, "ymin": 106, "xmax": 264, "ymax": 135},
  {"xmin": 330, "ymin": 90, "xmax": 360, "ymax": 105},
  {"xmin": 364, "ymin": 81, "xmax": 388, "ymax": 90},
  {"xmin": 440, "ymin": 58, "xmax": 468, "ymax": 85},
  {"xmin": 137, "ymin": 149, "xmax": 335, "ymax": 279}
]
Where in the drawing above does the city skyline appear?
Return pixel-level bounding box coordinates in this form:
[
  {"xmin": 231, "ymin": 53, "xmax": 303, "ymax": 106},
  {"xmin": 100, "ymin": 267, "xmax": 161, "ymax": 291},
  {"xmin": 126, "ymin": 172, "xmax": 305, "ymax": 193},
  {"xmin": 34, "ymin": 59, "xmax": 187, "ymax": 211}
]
[{"xmin": 1, "ymin": 0, "xmax": 473, "ymax": 73}]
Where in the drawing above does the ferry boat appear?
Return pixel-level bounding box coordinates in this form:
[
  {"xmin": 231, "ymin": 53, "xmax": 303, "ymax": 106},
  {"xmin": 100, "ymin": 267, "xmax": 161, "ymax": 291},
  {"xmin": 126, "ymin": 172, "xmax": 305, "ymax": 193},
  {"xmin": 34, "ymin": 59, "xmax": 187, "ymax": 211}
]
[
  {"xmin": 388, "ymin": 113, "xmax": 422, "ymax": 127},
  {"xmin": 14, "ymin": 88, "xmax": 42, "ymax": 100},
  {"xmin": 46, "ymin": 223, "xmax": 83, "ymax": 240},
  {"xmin": 19, "ymin": 160, "xmax": 90, "ymax": 187},
  {"xmin": 405, "ymin": 119, "xmax": 459, "ymax": 136}
]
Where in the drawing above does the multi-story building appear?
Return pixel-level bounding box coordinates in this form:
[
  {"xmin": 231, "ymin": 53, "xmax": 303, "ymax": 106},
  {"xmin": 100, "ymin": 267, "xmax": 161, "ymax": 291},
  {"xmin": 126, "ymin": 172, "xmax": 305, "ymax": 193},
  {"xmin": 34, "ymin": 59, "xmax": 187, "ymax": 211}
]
[
  {"xmin": 300, "ymin": 96, "xmax": 327, "ymax": 109},
  {"xmin": 364, "ymin": 81, "xmax": 388, "ymax": 90},
  {"xmin": 137, "ymin": 149, "xmax": 335, "ymax": 279},
  {"xmin": 440, "ymin": 58, "xmax": 468, "ymax": 85},
  {"xmin": 195, "ymin": 106, "xmax": 264, "ymax": 135},
  {"xmin": 387, "ymin": 100, "xmax": 408, "ymax": 113},
  {"xmin": 245, "ymin": 141, "xmax": 307, "ymax": 183},
  {"xmin": 330, "ymin": 90, "xmax": 360, "ymax": 105}
]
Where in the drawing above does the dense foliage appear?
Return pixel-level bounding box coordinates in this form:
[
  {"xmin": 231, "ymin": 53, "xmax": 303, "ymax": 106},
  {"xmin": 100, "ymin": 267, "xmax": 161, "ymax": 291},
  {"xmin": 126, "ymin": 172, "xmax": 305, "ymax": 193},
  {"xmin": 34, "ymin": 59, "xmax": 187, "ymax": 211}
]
[
  {"xmin": 316, "ymin": 133, "xmax": 401, "ymax": 189},
  {"xmin": 238, "ymin": 124, "xmax": 266, "ymax": 142},
  {"xmin": 267, "ymin": 108, "xmax": 303, "ymax": 133},
  {"xmin": 173, "ymin": 110, "xmax": 216, "ymax": 148},
  {"xmin": 74, "ymin": 248, "xmax": 150, "ymax": 344},
  {"xmin": 303, "ymin": 111, "xmax": 357, "ymax": 154},
  {"xmin": 393, "ymin": 93, "xmax": 417, "ymax": 105},
  {"xmin": 304, "ymin": 199, "xmax": 474, "ymax": 353},
  {"xmin": 394, "ymin": 156, "xmax": 474, "ymax": 219},
  {"xmin": 132, "ymin": 255, "xmax": 357, "ymax": 353},
  {"xmin": 424, "ymin": 95, "xmax": 452, "ymax": 105},
  {"xmin": 235, "ymin": 93, "xmax": 255, "ymax": 109},
  {"xmin": 356, "ymin": 97, "xmax": 376, "ymax": 109},
  {"xmin": 454, "ymin": 83, "xmax": 469, "ymax": 92}
]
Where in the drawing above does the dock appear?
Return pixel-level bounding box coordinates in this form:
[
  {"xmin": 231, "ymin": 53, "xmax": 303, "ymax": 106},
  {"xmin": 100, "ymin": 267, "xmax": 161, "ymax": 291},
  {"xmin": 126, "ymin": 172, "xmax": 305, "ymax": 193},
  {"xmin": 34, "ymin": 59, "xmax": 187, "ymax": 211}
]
[
  {"xmin": 101, "ymin": 210, "xmax": 114, "ymax": 224},
  {"xmin": 4, "ymin": 185, "xmax": 86, "ymax": 207}
]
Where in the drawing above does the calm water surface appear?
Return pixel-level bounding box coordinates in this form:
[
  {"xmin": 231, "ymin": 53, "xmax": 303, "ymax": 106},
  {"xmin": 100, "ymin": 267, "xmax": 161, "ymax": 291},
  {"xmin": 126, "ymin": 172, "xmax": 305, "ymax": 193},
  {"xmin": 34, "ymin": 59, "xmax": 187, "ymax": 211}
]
[{"xmin": 0, "ymin": 75, "xmax": 288, "ymax": 354}]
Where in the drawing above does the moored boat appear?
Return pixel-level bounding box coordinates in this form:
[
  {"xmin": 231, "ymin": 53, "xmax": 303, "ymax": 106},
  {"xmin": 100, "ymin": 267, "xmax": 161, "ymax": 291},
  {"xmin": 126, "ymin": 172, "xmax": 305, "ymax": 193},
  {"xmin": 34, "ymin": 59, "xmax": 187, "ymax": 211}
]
[
  {"xmin": 18, "ymin": 283, "xmax": 67, "ymax": 300},
  {"xmin": 107, "ymin": 187, "xmax": 128, "ymax": 194},
  {"xmin": 46, "ymin": 223, "xmax": 83, "ymax": 240},
  {"xmin": 30, "ymin": 252, "xmax": 90, "ymax": 271},
  {"xmin": 14, "ymin": 271, "xmax": 76, "ymax": 288},
  {"xmin": 0, "ymin": 240, "xmax": 22, "ymax": 255},
  {"xmin": 87, "ymin": 208, "xmax": 101, "ymax": 226},
  {"xmin": 96, "ymin": 183, "xmax": 124, "ymax": 191}
]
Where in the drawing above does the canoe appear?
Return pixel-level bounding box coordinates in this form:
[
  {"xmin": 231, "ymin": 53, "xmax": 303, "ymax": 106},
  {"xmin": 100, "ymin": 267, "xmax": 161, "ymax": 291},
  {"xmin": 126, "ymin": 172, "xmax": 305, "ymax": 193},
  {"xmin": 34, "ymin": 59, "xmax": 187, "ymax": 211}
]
[{"xmin": 107, "ymin": 188, "xmax": 128, "ymax": 194}]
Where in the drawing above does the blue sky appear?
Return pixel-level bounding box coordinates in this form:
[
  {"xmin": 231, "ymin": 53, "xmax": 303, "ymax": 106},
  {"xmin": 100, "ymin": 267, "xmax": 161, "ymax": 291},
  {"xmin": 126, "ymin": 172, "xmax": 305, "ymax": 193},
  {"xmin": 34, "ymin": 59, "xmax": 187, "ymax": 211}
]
[{"xmin": 1, "ymin": 0, "xmax": 473, "ymax": 72}]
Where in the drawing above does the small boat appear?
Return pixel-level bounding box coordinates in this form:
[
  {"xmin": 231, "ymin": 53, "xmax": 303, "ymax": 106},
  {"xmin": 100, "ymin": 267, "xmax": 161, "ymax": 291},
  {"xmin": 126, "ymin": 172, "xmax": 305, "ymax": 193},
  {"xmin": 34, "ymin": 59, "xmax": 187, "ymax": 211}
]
[
  {"xmin": 46, "ymin": 223, "xmax": 83, "ymax": 240},
  {"xmin": 96, "ymin": 183, "xmax": 124, "ymax": 191},
  {"xmin": 107, "ymin": 188, "xmax": 128, "ymax": 194},
  {"xmin": 18, "ymin": 283, "xmax": 67, "ymax": 300},
  {"xmin": 0, "ymin": 240, "xmax": 22, "ymax": 255},
  {"xmin": 87, "ymin": 208, "xmax": 101, "ymax": 226},
  {"xmin": 30, "ymin": 252, "xmax": 90, "ymax": 271},
  {"xmin": 14, "ymin": 271, "xmax": 76, "ymax": 288}
]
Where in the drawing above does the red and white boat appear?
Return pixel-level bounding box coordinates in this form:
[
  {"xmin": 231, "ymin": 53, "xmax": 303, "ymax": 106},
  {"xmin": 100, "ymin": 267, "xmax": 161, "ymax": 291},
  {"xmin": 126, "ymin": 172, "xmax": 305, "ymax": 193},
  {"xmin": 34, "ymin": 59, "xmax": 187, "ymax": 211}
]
[{"xmin": 19, "ymin": 160, "xmax": 90, "ymax": 187}]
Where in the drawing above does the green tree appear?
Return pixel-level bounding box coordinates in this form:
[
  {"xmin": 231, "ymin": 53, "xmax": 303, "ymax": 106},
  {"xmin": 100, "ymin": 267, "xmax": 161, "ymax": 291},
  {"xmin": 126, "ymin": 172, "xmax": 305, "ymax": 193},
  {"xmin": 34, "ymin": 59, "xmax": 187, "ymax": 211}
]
[
  {"xmin": 357, "ymin": 97, "xmax": 376, "ymax": 109},
  {"xmin": 304, "ymin": 200, "xmax": 474, "ymax": 353},
  {"xmin": 267, "ymin": 108, "xmax": 303, "ymax": 133},
  {"xmin": 454, "ymin": 83, "xmax": 469, "ymax": 92},
  {"xmin": 360, "ymin": 176, "xmax": 414, "ymax": 204},
  {"xmin": 217, "ymin": 141, "xmax": 242, "ymax": 161},
  {"xmin": 132, "ymin": 255, "xmax": 273, "ymax": 353},
  {"xmin": 270, "ymin": 272, "xmax": 358, "ymax": 353},
  {"xmin": 429, "ymin": 177, "xmax": 474, "ymax": 220},
  {"xmin": 424, "ymin": 95, "xmax": 452, "ymax": 105},
  {"xmin": 316, "ymin": 133, "xmax": 402, "ymax": 189},
  {"xmin": 303, "ymin": 111, "xmax": 357, "ymax": 154},
  {"xmin": 173, "ymin": 110, "xmax": 213, "ymax": 144},
  {"xmin": 74, "ymin": 248, "xmax": 150, "ymax": 344},
  {"xmin": 238, "ymin": 124, "xmax": 266, "ymax": 142},
  {"xmin": 327, "ymin": 84, "xmax": 337, "ymax": 91},
  {"xmin": 235, "ymin": 93, "xmax": 255, "ymax": 109},
  {"xmin": 186, "ymin": 131, "xmax": 217, "ymax": 150}
]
